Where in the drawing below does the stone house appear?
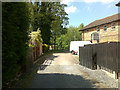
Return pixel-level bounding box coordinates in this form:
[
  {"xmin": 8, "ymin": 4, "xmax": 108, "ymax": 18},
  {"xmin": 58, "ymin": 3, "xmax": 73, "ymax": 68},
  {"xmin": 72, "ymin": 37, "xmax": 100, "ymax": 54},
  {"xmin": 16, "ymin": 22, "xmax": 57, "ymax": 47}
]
[{"xmin": 79, "ymin": 13, "xmax": 120, "ymax": 44}]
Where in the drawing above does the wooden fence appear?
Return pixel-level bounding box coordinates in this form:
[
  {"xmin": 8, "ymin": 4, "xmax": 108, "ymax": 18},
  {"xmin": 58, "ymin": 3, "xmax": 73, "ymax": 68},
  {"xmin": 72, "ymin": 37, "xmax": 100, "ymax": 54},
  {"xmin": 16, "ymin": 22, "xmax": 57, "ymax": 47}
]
[
  {"xmin": 26, "ymin": 43, "xmax": 43, "ymax": 72},
  {"xmin": 79, "ymin": 42, "xmax": 120, "ymax": 73}
]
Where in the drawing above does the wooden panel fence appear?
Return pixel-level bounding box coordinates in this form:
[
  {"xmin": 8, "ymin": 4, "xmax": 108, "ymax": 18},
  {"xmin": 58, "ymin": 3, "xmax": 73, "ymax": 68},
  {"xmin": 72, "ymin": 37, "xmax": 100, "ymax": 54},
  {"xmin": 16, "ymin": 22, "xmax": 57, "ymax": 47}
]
[{"xmin": 79, "ymin": 42, "xmax": 120, "ymax": 73}]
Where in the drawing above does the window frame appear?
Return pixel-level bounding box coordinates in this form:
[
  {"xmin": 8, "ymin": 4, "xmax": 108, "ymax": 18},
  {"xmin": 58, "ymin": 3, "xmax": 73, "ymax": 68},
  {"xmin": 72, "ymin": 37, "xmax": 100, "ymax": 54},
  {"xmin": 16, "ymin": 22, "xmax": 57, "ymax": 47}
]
[
  {"xmin": 103, "ymin": 24, "xmax": 107, "ymax": 32},
  {"xmin": 86, "ymin": 29, "xmax": 89, "ymax": 33},
  {"xmin": 111, "ymin": 22, "xmax": 116, "ymax": 30},
  {"xmin": 96, "ymin": 26, "xmax": 100, "ymax": 32}
]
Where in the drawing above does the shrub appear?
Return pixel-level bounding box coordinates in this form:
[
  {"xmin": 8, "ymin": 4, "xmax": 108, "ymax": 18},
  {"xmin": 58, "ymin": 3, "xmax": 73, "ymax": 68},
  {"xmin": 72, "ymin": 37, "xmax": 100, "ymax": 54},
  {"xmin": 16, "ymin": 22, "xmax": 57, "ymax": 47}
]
[
  {"xmin": 2, "ymin": 2, "xmax": 30, "ymax": 87},
  {"xmin": 42, "ymin": 44, "xmax": 49, "ymax": 53}
]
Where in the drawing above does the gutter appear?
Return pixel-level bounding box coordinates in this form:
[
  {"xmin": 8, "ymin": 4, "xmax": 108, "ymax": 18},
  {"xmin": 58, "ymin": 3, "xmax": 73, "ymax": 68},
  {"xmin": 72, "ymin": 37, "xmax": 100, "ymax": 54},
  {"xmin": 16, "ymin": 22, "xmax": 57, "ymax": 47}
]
[{"xmin": 79, "ymin": 19, "xmax": 120, "ymax": 32}]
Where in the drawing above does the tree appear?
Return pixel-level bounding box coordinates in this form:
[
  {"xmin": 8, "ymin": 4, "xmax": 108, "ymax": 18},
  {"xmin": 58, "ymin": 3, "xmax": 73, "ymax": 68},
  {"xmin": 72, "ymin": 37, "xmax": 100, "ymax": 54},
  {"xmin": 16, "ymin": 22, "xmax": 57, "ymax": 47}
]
[
  {"xmin": 39, "ymin": 2, "xmax": 53, "ymax": 44},
  {"xmin": 56, "ymin": 23, "xmax": 84, "ymax": 49},
  {"xmin": 50, "ymin": 2, "xmax": 69, "ymax": 49},
  {"xmin": 29, "ymin": 2, "xmax": 69, "ymax": 47},
  {"xmin": 29, "ymin": 2, "xmax": 56, "ymax": 44},
  {"xmin": 78, "ymin": 23, "xmax": 84, "ymax": 30},
  {"xmin": 28, "ymin": 2, "xmax": 41, "ymax": 32}
]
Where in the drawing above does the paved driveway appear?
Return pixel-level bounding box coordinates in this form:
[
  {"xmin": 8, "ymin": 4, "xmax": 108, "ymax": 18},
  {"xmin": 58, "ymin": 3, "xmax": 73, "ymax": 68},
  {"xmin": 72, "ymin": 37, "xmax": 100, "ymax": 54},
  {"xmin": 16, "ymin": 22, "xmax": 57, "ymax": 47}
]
[{"xmin": 30, "ymin": 53, "xmax": 104, "ymax": 88}]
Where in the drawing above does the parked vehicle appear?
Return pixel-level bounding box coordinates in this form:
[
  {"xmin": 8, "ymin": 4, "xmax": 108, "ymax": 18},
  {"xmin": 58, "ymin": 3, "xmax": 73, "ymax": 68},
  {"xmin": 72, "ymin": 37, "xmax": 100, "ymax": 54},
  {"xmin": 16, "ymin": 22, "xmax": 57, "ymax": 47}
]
[{"xmin": 70, "ymin": 41, "xmax": 92, "ymax": 55}]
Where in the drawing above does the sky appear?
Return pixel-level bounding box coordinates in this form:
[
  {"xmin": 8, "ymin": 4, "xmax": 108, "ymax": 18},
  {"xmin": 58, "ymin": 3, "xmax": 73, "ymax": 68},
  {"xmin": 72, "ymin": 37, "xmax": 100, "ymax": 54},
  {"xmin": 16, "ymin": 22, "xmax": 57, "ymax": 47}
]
[{"xmin": 61, "ymin": 0, "xmax": 119, "ymax": 27}]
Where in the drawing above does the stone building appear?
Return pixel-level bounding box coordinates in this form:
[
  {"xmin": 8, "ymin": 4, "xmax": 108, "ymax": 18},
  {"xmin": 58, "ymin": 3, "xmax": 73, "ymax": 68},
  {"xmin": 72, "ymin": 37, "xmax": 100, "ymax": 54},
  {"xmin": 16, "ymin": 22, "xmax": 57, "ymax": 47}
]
[{"xmin": 79, "ymin": 13, "xmax": 120, "ymax": 44}]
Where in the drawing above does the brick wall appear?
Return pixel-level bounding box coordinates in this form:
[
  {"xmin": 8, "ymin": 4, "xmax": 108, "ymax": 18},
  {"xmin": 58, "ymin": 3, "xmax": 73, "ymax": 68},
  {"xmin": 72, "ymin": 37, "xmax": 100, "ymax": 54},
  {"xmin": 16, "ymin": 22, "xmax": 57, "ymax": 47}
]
[{"xmin": 82, "ymin": 21, "xmax": 119, "ymax": 43}]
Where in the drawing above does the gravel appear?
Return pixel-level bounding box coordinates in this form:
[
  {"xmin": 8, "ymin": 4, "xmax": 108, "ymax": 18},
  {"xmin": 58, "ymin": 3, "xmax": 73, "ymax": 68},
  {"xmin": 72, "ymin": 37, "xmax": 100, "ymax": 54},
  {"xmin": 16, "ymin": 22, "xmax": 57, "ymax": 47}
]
[
  {"xmin": 72, "ymin": 55, "xmax": 118, "ymax": 88},
  {"xmin": 30, "ymin": 53, "xmax": 118, "ymax": 88}
]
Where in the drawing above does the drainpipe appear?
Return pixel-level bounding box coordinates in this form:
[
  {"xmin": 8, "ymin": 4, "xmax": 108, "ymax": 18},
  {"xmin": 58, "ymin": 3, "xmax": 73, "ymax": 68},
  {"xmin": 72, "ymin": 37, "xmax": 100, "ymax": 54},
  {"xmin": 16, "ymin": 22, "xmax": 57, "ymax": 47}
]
[{"xmin": 83, "ymin": 31, "xmax": 84, "ymax": 41}]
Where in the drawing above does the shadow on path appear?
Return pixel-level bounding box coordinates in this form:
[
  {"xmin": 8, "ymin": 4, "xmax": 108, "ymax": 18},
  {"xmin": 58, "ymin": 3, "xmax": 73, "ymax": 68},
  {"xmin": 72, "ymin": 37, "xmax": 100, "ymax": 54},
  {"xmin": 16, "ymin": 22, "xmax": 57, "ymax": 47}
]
[
  {"xmin": 38, "ymin": 55, "xmax": 59, "ymax": 70},
  {"xmin": 30, "ymin": 73, "xmax": 98, "ymax": 88}
]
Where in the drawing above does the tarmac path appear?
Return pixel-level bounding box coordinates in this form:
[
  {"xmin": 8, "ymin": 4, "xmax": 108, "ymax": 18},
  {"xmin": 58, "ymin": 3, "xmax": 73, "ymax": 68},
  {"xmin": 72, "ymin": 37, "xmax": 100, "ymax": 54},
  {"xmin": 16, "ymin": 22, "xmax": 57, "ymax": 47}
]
[{"xmin": 30, "ymin": 53, "xmax": 105, "ymax": 88}]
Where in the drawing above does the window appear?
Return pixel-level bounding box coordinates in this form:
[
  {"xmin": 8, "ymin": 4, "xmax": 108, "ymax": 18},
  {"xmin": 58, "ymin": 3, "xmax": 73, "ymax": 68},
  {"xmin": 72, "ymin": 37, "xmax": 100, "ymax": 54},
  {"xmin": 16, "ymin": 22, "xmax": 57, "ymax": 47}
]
[
  {"xmin": 111, "ymin": 22, "xmax": 116, "ymax": 30},
  {"xmin": 86, "ymin": 29, "xmax": 89, "ymax": 32},
  {"xmin": 91, "ymin": 32, "xmax": 100, "ymax": 43},
  {"xmin": 96, "ymin": 26, "xmax": 100, "ymax": 32},
  {"xmin": 103, "ymin": 25, "xmax": 107, "ymax": 31}
]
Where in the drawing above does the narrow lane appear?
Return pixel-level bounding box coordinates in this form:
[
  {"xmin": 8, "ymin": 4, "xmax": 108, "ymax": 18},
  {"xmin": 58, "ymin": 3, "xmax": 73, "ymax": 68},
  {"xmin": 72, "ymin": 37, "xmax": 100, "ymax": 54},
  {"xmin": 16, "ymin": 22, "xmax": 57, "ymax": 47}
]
[{"xmin": 30, "ymin": 53, "xmax": 101, "ymax": 88}]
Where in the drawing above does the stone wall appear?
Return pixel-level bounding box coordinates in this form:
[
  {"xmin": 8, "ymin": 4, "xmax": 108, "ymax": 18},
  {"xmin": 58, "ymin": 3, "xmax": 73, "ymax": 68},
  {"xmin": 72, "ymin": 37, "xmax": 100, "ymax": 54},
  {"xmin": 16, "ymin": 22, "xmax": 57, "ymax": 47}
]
[{"xmin": 82, "ymin": 21, "xmax": 119, "ymax": 43}]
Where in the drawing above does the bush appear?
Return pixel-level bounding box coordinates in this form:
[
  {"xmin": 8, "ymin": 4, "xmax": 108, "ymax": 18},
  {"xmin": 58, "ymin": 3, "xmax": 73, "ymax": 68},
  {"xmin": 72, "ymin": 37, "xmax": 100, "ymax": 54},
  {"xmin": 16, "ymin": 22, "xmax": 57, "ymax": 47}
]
[
  {"xmin": 2, "ymin": 2, "xmax": 30, "ymax": 87},
  {"xmin": 42, "ymin": 44, "xmax": 49, "ymax": 53},
  {"xmin": 65, "ymin": 45, "xmax": 69, "ymax": 49}
]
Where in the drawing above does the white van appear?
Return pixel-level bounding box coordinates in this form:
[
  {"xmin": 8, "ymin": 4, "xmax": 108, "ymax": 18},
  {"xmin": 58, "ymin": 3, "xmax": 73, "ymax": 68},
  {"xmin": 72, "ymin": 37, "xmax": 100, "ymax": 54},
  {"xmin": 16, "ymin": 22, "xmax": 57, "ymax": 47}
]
[{"xmin": 70, "ymin": 41, "xmax": 92, "ymax": 55}]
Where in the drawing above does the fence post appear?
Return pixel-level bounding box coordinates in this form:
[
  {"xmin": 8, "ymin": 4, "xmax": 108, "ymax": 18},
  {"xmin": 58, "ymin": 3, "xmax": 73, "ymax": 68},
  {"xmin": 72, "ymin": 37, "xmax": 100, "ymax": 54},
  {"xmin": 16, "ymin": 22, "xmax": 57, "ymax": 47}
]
[{"xmin": 113, "ymin": 71, "xmax": 118, "ymax": 79}]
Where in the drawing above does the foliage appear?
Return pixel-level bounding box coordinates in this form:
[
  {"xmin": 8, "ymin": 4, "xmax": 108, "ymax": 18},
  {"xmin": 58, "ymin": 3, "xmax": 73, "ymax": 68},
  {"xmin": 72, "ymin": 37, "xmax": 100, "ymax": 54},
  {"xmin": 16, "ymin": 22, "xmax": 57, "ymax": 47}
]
[
  {"xmin": 50, "ymin": 3, "xmax": 69, "ymax": 49},
  {"xmin": 29, "ymin": 2, "xmax": 69, "ymax": 45},
  {"xmin": 51, "ymin": 3, "xmax": 69, "ymax": 36},
  {"xmin": 28, "ymin": 2, "xmax": 53, "ymax": 44},
  {"xmin": 43, "ymin": 44, "xmax": 48, "ymax": 47},
  {"xmin": 56, "ymin": 23, "xmax": 84, "ymax": 49},
  {"xmin": 42, "ymin": 44, "xmax": 49, "ymax": 53},
  {"xmin": 29, "ymin": 28, "xmax": 42, "ymax": 47},
  {"xmin": 2, "ymin": 2, "xmax": 30, "ymax": 87},
  {"xmin": 78, "ymin": 23, "xmax": 84, "ymax": 30}
]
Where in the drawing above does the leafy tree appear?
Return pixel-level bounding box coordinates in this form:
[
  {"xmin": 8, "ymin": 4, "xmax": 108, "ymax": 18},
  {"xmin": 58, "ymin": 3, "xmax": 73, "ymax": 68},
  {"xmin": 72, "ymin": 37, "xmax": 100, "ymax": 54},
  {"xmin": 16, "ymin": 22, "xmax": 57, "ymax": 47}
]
[
  {"xmin": 39, "ymin": 2, "xmax": 53, "ymax": 44},
  {"xmin": 78, "ymin": 23, "xmax": 84, "ymax": 30},
  {"xmin": 28, "ymin": 2, "xmax": 41, "ymax": 32},
  {"xmin": 50, "ymin": 2, "xmax": 69, "ymax": 49},
  {"xmin": 29, "ymin": 2, "xmax": 55, "ymax": 44},
  {"xmin": 29, "ymin": 2, "xmax": 69, "ymax": 47},
  {"xmin": 56, "ymin": 23, "xmax": 84, "ymax": 49}
]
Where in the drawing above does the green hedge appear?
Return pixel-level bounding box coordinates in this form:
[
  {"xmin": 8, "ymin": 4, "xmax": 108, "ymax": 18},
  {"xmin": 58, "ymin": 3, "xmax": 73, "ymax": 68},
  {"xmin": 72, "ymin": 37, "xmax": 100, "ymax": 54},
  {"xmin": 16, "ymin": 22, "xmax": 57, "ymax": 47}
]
[
  {"xmin": 42, "ymin": 44, "xmax": 49, "ymax": 53},
  {"xmin": 2, "ymin": 2, "xmax": 30, "ymax": 87}
]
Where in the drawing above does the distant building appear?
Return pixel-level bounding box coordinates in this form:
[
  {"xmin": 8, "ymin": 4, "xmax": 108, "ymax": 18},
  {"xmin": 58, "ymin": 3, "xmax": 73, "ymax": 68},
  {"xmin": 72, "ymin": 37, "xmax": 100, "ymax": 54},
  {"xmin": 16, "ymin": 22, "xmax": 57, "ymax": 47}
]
[{"xmin": 79, "ymin": 13, "xmax": 120, "ymax": 44}]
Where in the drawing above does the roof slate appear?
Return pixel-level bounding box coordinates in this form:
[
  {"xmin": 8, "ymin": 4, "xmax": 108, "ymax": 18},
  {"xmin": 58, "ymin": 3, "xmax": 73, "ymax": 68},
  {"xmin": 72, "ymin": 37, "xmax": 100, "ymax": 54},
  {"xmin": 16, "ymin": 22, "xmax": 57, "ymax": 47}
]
[{"xmin": 79, "ymin": 13, "xmax": 120, "ymax": 31}]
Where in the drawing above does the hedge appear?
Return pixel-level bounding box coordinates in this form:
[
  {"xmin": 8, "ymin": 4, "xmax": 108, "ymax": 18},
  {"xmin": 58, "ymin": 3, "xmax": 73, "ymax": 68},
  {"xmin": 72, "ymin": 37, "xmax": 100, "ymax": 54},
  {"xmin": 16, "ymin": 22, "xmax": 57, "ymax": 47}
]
[{"xmin": 2, "ymin": 2, "xmax": 30, "ymax": 87}]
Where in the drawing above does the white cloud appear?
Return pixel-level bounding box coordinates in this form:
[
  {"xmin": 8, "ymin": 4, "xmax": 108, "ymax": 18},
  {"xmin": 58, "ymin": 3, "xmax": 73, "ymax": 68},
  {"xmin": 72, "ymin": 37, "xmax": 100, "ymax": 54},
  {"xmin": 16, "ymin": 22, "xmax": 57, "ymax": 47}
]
[
  {"xmin": 107, "ymin": 4, "xmax": 112, "ymax": 8},
  {"xmin": 61, "ymin": 0, "xmax": 73, "ymax": 5},
  {"xmin": 84, "ymin": 0, "xmax": 115, "ymax": 4},
  {"xmin": 65, "ymin": 5, "xmax": 77, "ymax": 14},
  {"xmin": 61, "ymin": 0, "xmax": 119, "ymax": 4}
]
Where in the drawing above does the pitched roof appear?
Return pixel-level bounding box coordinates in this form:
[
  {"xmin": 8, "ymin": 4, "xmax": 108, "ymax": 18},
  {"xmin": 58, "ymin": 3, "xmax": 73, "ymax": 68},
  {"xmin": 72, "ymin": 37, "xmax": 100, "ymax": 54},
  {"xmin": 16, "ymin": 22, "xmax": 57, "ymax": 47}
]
[{"xmin": 79, "ymin": 13, "xmax": 120, "ymax": 31}]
